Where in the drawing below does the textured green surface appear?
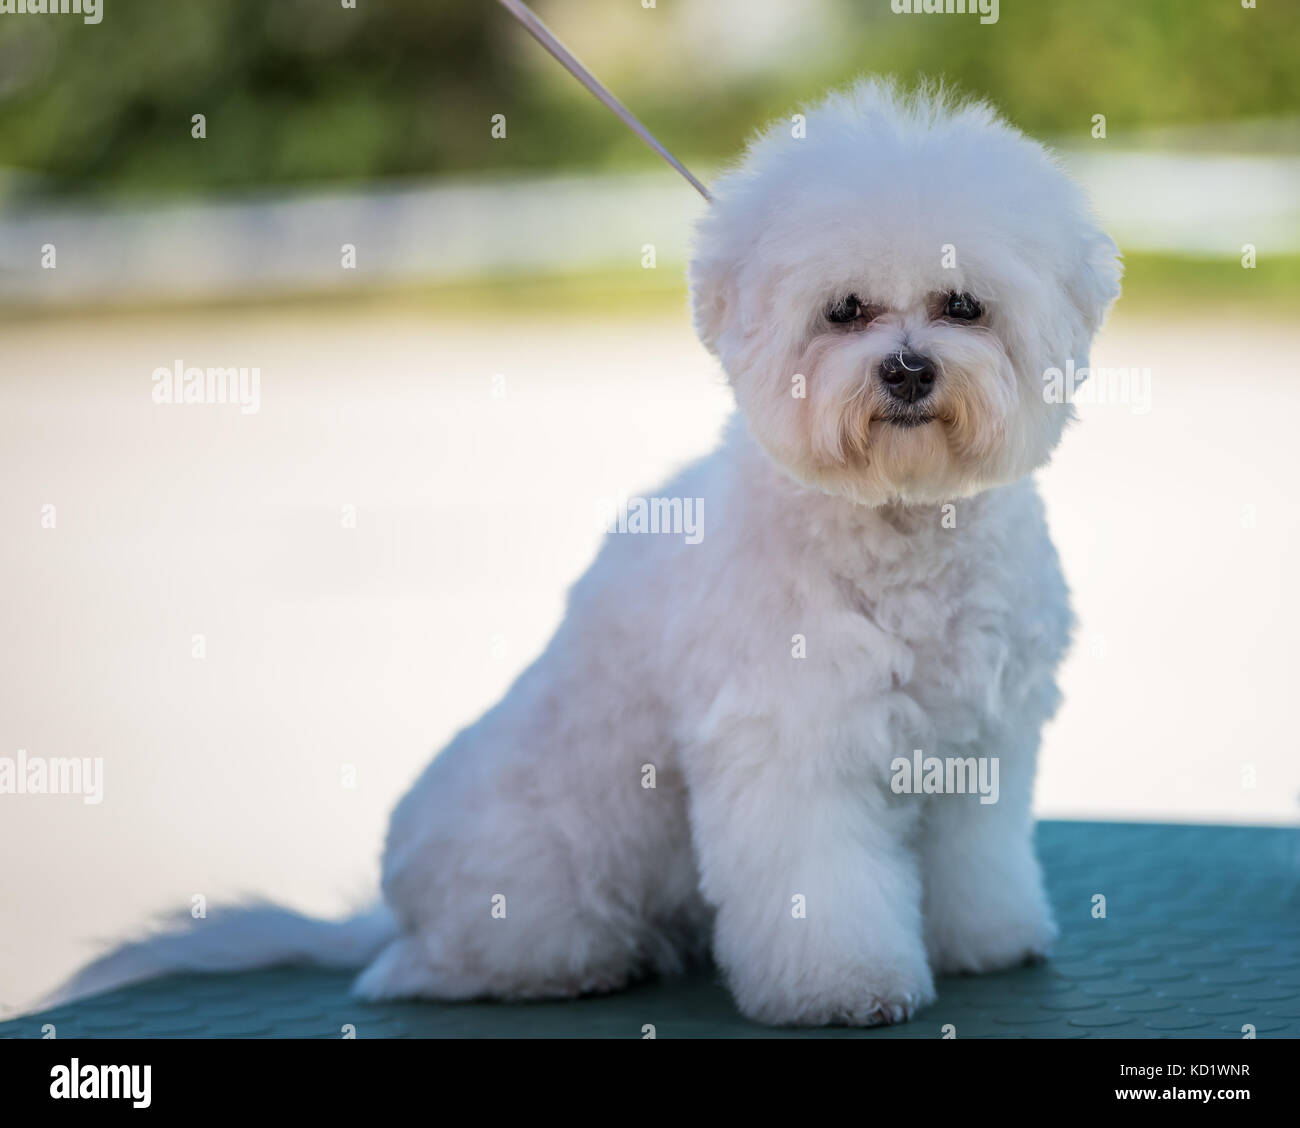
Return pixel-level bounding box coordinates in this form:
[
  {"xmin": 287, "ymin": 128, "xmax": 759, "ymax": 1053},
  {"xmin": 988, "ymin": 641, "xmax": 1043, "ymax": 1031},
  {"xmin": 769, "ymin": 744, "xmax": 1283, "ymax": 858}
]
[{"xmin": 5, "ymin": 821, "xmax": 1299, "ymax": 1038}]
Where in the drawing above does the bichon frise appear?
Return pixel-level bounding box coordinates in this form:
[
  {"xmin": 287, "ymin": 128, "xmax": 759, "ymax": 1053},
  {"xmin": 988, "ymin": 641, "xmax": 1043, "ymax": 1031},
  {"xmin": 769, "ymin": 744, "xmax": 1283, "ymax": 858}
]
[{"xmin": 62, "ymin": 79, "xmax": 1120, "ymax": 1027}]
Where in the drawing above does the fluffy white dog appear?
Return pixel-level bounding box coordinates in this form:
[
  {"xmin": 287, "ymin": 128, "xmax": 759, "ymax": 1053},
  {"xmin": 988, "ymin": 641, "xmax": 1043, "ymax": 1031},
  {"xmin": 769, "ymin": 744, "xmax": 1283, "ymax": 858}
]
[{"xmin": 63, "ymin": 79, "xmax": 1120, "ymax": 1027}]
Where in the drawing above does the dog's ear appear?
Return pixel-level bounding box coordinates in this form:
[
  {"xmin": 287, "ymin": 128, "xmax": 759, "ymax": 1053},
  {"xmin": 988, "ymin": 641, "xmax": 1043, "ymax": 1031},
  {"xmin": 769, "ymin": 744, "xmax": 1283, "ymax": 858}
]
[
  {"xmin": 1068, "ymin": 230, "xmax": 1123, "ymax": 338},
  {"xmin": 688, "ymin": 246, "xmax": 738, "ymax": 359}
]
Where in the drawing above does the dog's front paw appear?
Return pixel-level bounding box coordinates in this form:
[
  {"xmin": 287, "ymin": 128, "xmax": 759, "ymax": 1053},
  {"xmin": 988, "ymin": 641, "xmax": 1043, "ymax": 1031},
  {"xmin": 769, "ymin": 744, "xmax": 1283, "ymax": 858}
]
[
  {"xmin": 926, "ymin": 897, "xmax": 1058, "ymax": 976},
  {"xmin": 730, "ymin": 949, "xmax": 936, "ymax": 1028}
]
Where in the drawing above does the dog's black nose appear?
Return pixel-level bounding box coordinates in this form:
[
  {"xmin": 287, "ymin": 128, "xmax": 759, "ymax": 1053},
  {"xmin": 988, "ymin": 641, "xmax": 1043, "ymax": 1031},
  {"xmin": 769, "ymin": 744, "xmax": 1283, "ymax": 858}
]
[{"xmin": 878, "ymin": 352, "xmax": 936, "ymax": 403}]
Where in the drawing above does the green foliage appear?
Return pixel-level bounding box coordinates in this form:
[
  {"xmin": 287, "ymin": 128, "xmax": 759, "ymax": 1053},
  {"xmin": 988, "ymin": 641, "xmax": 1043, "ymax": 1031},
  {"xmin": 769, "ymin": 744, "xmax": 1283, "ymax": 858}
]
[{"xmin": 0, "ymin": 0, "xmax": 1293, "ymax": 199}]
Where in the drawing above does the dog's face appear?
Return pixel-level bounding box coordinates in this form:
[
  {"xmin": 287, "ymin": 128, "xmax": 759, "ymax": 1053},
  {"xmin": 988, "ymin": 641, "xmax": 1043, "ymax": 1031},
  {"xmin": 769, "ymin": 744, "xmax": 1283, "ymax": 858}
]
[{"xmin": 691, "ymin": 81, "xmax": 1122, "ymax": 506}]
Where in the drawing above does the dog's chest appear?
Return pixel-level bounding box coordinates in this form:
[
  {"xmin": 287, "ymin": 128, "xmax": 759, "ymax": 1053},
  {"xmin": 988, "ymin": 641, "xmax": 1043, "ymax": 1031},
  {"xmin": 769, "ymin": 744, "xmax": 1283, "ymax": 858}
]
[{"xmin": 833, "ymin": 515, "xmax": 1062, "ymax": 744}]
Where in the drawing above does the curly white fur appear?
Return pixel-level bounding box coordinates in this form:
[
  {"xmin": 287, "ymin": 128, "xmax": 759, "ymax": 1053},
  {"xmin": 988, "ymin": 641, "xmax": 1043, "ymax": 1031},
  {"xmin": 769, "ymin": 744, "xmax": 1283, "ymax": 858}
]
[{"xmin": 59, "ymin": 79, "xmax": 1120, "ymax": 1027}]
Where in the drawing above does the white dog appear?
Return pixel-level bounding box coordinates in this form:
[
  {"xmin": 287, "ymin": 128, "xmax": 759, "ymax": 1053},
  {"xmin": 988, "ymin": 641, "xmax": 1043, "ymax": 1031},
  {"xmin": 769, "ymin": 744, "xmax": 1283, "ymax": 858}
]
[{"xmin": 62, "ymin": 79, "xmax": 1120, "ymax": 1027}]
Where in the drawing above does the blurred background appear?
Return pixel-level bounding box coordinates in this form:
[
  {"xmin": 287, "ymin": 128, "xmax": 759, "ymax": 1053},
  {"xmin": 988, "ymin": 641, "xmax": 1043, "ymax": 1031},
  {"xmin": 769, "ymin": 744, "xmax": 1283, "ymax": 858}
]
[{"xmin": 1, "ymin": 0, "xmax": 1297, "ymax": 1017}]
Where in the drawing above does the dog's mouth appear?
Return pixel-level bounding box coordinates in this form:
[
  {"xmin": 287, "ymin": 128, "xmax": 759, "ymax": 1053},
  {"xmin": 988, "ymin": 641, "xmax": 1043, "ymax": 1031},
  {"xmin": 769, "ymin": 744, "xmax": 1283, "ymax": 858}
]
[{"xmin": 879, "ymin": 411, "xmax": 936, "ymax": 428}]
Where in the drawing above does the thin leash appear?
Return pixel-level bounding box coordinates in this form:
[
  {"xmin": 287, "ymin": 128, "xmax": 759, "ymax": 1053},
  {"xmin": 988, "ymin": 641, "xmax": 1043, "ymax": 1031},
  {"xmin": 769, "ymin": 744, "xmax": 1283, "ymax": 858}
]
[{"xmin": 495, "ymin": 0, "xmax": 713, "ymax": 203}]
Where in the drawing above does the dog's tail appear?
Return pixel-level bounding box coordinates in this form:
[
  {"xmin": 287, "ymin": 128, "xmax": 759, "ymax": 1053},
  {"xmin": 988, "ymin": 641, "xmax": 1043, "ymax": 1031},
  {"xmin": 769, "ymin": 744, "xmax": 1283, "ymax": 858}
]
[{"xmin": 48, "ymin": 903, "xmax": 396, "ymax": 1007}]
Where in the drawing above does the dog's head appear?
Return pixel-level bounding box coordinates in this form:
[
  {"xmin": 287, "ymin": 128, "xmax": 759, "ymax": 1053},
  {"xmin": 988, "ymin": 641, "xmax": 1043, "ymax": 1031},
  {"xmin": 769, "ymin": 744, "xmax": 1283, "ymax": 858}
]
[{"xmin": 690, "ymin": 80, "xmax": 1121, "ymax": 506}]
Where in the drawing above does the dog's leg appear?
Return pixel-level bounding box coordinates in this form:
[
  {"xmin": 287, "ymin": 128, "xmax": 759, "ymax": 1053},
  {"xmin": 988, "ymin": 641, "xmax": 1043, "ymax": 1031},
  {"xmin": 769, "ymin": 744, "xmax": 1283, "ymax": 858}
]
[
  {"xmin": 684, "ymin": 727, "xmax": 934, "ymax": 1027},
  {"xmin": 919, "ymin": 734, "xmax": 1057, "ymax": 975},
  {"xmin": 351, "ymin": 714, "xmax": 704, "ymax": 1003}
]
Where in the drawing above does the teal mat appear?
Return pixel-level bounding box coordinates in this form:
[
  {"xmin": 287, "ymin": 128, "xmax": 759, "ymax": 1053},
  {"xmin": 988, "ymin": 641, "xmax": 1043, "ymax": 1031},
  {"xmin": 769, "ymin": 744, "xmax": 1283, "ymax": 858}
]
[{"xmin": 5, "ymin": 821, "xmax": 1299, "ymax": 1038}]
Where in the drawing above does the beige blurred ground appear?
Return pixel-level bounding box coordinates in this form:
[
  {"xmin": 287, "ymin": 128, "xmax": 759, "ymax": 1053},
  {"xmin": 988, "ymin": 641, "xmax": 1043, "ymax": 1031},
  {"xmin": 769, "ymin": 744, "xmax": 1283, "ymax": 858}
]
[{"xmin": 2, "ymin": 304, "xmax": 1297, "ymax": 1018}]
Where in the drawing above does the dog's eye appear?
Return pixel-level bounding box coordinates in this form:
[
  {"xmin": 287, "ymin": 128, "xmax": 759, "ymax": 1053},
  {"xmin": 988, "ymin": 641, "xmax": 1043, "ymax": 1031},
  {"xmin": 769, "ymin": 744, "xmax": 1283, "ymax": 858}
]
[
  {"xmin": 825, "ymin": 295, "xmax": 862, "ymax": 324},
  {"xmin": 944, "ymin": 292, "xmax": 983, "ymax": 321}
]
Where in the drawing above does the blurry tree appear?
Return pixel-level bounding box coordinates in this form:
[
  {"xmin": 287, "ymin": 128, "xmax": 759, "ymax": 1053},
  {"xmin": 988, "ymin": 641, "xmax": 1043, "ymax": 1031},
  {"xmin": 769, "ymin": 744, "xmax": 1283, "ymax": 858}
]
[{"xmin": 0, "ymin": 0, "xmax": 1293, "ymax": 199}]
